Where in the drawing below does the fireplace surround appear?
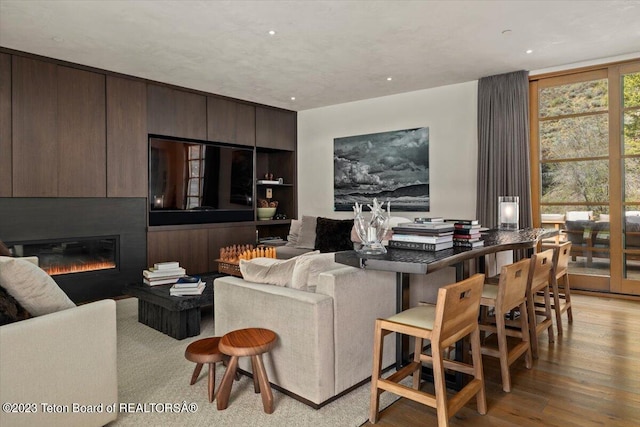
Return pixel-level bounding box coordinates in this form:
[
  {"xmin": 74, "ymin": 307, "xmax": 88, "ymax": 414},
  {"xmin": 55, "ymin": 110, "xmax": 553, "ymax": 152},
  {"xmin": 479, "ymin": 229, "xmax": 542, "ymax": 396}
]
[{"xmin": 0, "ymin": 198, "xmax": 146, "ymax": 303}]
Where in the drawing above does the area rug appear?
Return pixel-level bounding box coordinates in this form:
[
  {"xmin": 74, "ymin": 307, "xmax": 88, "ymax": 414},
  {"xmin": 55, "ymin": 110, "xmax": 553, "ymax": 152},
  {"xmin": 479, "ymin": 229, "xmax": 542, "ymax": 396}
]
[{"xmin": 109, "ymin": 297, "xmax": 401, "ymax": 427}]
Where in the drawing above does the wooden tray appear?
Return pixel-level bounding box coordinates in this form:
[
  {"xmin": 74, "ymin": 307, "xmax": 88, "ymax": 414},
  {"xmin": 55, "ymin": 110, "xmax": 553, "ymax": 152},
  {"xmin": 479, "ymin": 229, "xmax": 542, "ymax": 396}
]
[{"xmin": 216, "ymin": 260, "xmax": 242, "ymax": 277}]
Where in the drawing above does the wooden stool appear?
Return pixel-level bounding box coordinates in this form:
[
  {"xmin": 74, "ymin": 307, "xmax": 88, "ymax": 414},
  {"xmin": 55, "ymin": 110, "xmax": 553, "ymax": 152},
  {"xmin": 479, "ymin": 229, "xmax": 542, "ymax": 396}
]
[
  {"xmin": 184, "ymin": 337, "xmax": 227, "ymax": 403},
  {"xmin": 217, "ymin": 328, "xmax": 278, "ymax": 414}
]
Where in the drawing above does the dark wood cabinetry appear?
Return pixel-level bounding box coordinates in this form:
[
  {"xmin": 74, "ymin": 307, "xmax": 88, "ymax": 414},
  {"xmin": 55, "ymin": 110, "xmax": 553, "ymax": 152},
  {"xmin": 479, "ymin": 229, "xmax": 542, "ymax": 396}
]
[
  {"xmin": 147, "ymin": 84, "xmax": 206, "ymax": 140},
  {"xmin": 107, "ymin": 76, "xmax": 148, "ymax": 197},
  {"xmin": 207, "ymin": 97, "xmax": 255, "ymax": 146},
  {"xmin": 256, "ymin": 106, "xmax": 296, "ymax": 151},
  {"xmin": 0, "ymin": 53, "xmax": 11, "ymax": 196},
  {"xmin": 11, "ymin": 56, "xmax": 58, "ymax": 196},
  {"xmin": 57, "ymin": 66, "xmax": 106, "ymax": 197}
]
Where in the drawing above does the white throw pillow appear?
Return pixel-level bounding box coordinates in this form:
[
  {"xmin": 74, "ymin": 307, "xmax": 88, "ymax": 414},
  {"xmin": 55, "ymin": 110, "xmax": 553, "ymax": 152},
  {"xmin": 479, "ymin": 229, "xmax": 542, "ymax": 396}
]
[
  {"xmin": 296, "ymin": 215, "xmax": 317, "ymax": 249},
  {"xmin": 285, "ymin": 219, "xmax": 302, "ymax": 247},
  {"xmin": 291, "ymin": 252, "xmax": 338, "ymax": 292},
  {"xmin": 239, "ymin": 257, "xmax": 298, "ymax": 287},
  {"xmin": 0, "ymin": 256, "xmax": 76, "ymax": 316}
]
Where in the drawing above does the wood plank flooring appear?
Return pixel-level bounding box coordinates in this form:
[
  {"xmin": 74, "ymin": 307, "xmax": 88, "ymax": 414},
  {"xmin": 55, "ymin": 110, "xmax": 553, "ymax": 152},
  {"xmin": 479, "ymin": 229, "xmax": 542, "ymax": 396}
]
[{"xmin": 362, "ymin": 294, "xmax": 640, "ymax": 426}]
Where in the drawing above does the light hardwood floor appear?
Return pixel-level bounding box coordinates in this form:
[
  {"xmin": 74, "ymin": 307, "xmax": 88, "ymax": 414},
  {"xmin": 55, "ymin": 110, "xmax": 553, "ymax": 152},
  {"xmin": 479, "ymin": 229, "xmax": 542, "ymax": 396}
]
[{"xmin": 363, "ymin": 294, "xmax": 640, "ymax": 426}]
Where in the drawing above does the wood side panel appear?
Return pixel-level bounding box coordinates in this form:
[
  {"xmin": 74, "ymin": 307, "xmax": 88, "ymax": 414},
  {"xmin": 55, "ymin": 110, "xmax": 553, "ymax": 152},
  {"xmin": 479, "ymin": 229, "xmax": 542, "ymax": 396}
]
[
  {"xmin": 148, "ymin": 229, "xmax": 209, "ymax": 274},
  {"xmin": 207, "ymin": 96, "xmax": 235, "ymax": 144},
  {"xmin": 57, "ymin": 66, "xmax": 106, "ymax": 197},
  {"xmin": 148, "ymin": 84, "xmax": 206, "ymax": 140},
  {"xmin": 0, "ymin": 53, "xmax": 11, "ymax": 196},
  {"xmin": 235, "ymin": 102, "xmax": 255, "ymax": 147},
  {"xmin": 12, "ymin": 56, "xmax": 58, "ymax": 196},
  {"xmin": 106, "ymin": 76, "xmax": 147, "ymax": 197}
]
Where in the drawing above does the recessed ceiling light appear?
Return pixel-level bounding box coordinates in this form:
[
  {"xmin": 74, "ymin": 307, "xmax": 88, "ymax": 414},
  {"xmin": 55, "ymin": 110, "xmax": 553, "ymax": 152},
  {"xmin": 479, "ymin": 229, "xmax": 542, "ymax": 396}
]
[
  {"xmin": 290, "ymin": 97, "xmax": 296, "ymax": 101},
  {"xmin": 386, "ymin": 77, "xmax": 393, "ymax": 81},
  {"xmin": 501, "ymin": 29, "xmax": 512, "ymax": 35},
  {"xmin": 526, "ymin": 49, "xmax": 533, "ymax": 54},
  {"xmin": 268, "ymin": 30, "xmax": 276, "ymax": 36}
]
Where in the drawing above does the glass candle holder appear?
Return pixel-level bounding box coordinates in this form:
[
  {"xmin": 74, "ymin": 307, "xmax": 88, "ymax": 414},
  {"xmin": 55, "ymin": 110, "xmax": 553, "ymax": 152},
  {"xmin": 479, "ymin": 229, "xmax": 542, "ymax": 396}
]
[{"xmin": 498, "ymin": 196, "xmax": 519, "ymax": 230}]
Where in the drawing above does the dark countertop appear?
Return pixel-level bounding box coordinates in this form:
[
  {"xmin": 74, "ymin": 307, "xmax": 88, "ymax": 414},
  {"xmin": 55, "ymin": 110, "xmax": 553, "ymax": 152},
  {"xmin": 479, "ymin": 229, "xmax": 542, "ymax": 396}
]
[{"xmin": 335, "ymin": 228, "xmax": 558, "ymax": 275}]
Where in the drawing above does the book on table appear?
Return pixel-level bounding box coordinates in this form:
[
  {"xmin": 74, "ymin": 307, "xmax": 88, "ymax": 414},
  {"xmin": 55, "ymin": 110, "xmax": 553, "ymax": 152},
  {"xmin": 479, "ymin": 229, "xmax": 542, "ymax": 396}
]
[
  {"xmin": 395, "ymin": 222, "xmax": 455, "ymax": 231},
  {"xmin": 173, "ymin": 276, "xmax": 203, "ymax": 288},
  {"xmin": 143, "ymin": 276, "xmax": 183, "ymax": 286},
  {"xmin": 392, "ymin": 233, "xmax": 454, "ymax": 244},
  {"xmin": 143, "ymin": 267, "xmax": 186, "ymax": 279},
  {"xmin": 170, "ymin": 282, "xmax": 205, "ymax": 296},
  {"xmin": 445, "ymin": 219, "xmax": 480, "ymax": 225},
  {"xmin": 388, "ymin": 240, "xmax": 454, "ymax": 251},
  {"xmin": 153, "ymin": 261, "xmax": 180, "ymax": 270},
  {"xmin": 413, "ymin": 217, "xmax": 444, "ymax": 223}
]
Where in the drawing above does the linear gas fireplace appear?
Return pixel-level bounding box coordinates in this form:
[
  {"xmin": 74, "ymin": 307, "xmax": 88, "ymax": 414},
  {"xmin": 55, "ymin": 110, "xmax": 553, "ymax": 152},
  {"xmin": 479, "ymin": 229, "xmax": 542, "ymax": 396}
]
[
  {"xmin": 0, "ymin": 198, "xmax": 146, "ymax": 303},
  {"xmin": 7, "ymin": 236, "xmax": 119, "ymax": 277}
]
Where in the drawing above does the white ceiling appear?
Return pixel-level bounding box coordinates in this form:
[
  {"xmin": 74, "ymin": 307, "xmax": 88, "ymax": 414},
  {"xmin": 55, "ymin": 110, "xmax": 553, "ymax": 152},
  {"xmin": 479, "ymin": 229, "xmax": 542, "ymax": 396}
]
[{"xmin": 1, "ymin": 0, "xmax": 639, "ymax": 111}]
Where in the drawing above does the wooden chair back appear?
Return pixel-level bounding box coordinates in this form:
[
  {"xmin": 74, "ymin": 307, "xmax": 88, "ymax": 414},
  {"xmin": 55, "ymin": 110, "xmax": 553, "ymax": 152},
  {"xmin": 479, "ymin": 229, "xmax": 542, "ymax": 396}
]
[
  {"xmin": 432, "ymin": 273, "xmax": 484, "ymax": 349},
  {"xmin": 553, "ymin": 241, "xmax": 572, "ymax": 277},
  {"xmin": 496, "ymin": 258, "xmax": 531, "ymax": 312},
  {"xmin": 528, "ymin": 249, "xmax": 555, "ymax": 293}
]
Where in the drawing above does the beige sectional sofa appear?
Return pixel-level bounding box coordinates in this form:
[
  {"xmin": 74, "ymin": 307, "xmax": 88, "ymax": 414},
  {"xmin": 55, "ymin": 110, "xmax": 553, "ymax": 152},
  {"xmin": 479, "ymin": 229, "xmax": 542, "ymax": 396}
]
[{"xmin": 213, "ymin": 260, "xmax": 397, "ymax": 407}]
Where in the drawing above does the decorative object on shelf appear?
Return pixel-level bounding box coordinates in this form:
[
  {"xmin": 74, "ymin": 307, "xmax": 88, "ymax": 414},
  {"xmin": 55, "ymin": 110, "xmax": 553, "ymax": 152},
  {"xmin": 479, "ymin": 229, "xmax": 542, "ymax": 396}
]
[
  {"xmin": 152, "ymin": 195, "xmax": 164, "ymax": 208},
  {"xmin": 217, "ymin": 244, "xmax": 277, "ymax": 277},
  {"xmin": 257, "ymin": 198, "xmax": 278, "ymax": 221},
  {"xmin": 498, "ymin": 196, "xmax": 519, "ymax": 230},
  {"xmin": 274, "ymin": 213, "xmax": 287, "ymax": 220},
  {"xmin": 352, "ymin": 198, "xmax": 391, "ymax": 255}
]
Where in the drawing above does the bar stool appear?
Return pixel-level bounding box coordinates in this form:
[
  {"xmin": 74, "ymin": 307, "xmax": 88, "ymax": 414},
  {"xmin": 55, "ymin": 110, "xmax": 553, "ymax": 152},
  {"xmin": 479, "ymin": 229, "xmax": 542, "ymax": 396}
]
[
  {"xmin": 370, "ymin": 274, "xmax": 486, "ymax": 426},
  {"xmin": 478, "ymin": 258, "xmax": 532, "ymax": 392},
  {"xmin": 217, "ymin": 328, "xmax": 278, "ymax": 414},
  {"xmin": 184, "ymin": 337, "xmax": 228, "ymax": 402},
  {"xmin": 526, "ymin": 249, "xmax": 555, "ymax": 359}
]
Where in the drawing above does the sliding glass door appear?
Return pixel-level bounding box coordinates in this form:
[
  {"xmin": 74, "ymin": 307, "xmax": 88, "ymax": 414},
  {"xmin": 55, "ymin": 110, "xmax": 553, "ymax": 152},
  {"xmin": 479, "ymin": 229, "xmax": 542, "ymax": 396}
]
[{"xmin": 530, "ymin": 59, "xmax": 640, "ymax": 295}]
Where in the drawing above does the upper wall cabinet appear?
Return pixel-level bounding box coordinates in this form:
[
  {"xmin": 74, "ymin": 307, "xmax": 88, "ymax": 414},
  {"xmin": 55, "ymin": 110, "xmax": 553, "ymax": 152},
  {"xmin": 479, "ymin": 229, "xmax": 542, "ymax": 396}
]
[
  {"xmin": 107, "ymin": 76, "xmax": 147, "ymax": 197},
  {"xmin": 0, "ymin": 53, "xmax": 11, "ymax": 196},
  {"xmin": 147, "ymin": 84, "xmax": 206, "ymax": 140},
  {"xmin": 57, "ymin": 66, "xmax": 106, "ymax": 197},
  {"xmin": 256, "ymin": 106, "xmax": 296, "ymax": 151},
  {"xmin": 207, "ymin": 97, "xmax": 255, "ymax": 147},
  {"xmin": 12, "ymin": 57, "xmax": 59, "ymax": 197}
]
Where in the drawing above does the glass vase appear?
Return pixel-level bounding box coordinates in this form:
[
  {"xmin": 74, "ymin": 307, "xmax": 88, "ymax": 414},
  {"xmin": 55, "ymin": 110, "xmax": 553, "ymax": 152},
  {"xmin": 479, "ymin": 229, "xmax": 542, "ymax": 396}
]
[{"xmin": 353, "ymin": 199, "xmax": 391, "ymax": 255}]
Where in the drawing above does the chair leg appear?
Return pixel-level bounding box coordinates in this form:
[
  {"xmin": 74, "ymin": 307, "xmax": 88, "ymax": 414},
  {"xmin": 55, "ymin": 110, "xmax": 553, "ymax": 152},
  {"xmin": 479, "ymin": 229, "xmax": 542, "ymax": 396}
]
[
  {"xmin": 543, "ymin": 285, "xmax": 555, "ymax": 343},
  {"xmin": 470, "ymin": 327, "xmax": 487, "ymax": 415},
  {"xmin": 526, "ymin": 288, "xmax": 539, "ymax": 359},
  {"xmin": 551, "ymin": 275, "xmax": 563, "ymax": 335},
  {"xmin": 431, "ymin": 345, "xmax": 449, "ymax": 427},
  {"xmin": 190, "ymin": 363, "xmax": 203, "ymax": 385},
  {"xmin": 413, "ymin": 337, "xmax": 423, "ymax": 390},
  {"xmin": 216, "ymin": 356, "xmax": 239, "ymax": 410},
  {"xmin": 519, "ymin": 301, "xmax": 532, "ymax": 369},
  {"xmin": 369, "ymin": 321, "xmax": 384, "ymax": 424},
  {"xmin": 252, "ymin": 354, "xmax": 274, "ymax": 414},
  {"xmin": 251, "ymin": 357, "xmax": 260, "ymax": 393},
  {"xmin": 495, "ymin": 310, "xmax": 512, "ymax": 392},
  {"xmin": 563, "ymin": 273, "xmax": 573, "ymax": 323},
  {"xmin": 207, "ymin": 362, "xmax": 215, "ymax": 403}
]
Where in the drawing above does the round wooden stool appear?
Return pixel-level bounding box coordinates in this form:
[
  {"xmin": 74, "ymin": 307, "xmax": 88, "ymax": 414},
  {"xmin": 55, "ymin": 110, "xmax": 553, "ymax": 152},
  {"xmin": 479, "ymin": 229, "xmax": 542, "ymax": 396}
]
[
  {"xmin": 217, "ymin": 328, "xmax": 278, "ymax": 414},
  {"xmin": 184, "ymin": 336, "xmax": 227, "ymax": 402}
]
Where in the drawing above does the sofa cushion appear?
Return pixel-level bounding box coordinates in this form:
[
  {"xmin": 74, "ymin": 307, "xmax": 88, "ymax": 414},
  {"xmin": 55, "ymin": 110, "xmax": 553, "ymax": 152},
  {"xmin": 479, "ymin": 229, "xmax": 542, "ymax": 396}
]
[
  {"xmin": 315, "ymin": 217, "xmax": 354, "ymax": 253},
  {"xmin": 285, "ymin": 218, "xmax": 302, "ymax": 247},
  {"xmin": 239, "ymin": 257, "xmax": 298, "ymax": 287},
  {"xmin": 292, "ymin": 252, "xmax": 339, "ymax": 292},
  {"xmin": 0, "ymin": 256, "xmax": 76, "ymax": 316},
  {"xmin": 296, "ymin": 215, "xmax": 318, "ymax": 249}
]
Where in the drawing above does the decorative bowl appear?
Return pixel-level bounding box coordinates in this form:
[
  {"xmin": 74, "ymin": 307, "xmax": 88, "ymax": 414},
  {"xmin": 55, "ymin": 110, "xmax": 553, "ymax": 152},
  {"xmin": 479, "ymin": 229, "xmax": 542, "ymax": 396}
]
[{"xmin": 257, "ymin": 207, "xmax": 276, "ymax": 221}]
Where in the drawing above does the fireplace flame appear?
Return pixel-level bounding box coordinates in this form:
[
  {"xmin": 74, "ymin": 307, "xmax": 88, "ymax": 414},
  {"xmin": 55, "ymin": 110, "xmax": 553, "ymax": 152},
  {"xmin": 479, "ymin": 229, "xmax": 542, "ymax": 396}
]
[{"xmin": 45, "ymin": 261, "xmax": 116, "ymax": 276}]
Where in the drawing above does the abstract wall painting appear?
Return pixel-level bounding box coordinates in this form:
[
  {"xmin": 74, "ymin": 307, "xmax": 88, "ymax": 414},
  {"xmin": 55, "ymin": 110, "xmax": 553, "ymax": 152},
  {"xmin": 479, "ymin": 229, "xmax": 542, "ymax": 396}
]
[{"xmin": 334, "ymin": 127, "xmax": 429, "ymax": 211}]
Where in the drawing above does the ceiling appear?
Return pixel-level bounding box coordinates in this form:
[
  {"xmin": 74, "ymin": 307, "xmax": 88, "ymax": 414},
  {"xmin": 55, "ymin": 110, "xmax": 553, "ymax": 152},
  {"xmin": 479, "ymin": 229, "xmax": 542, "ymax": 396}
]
[{"xmin": 1, "ymin": 1, "xmax": 639, "ymax": 111}]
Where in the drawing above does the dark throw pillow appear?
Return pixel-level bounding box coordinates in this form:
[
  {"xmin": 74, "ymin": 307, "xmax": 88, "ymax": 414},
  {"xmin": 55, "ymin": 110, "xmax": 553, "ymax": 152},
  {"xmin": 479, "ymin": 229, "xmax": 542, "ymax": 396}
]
[
  {"xmin": 0, "ymin": 285, "xmax": 32, "ymax": 326},
  {"xmin": 314, "ymin": 217, "xmax": 355, "ymax": 253},
  {"xmin": 0, "ymin": 240, "xmax": 11, "ymax": 257}
]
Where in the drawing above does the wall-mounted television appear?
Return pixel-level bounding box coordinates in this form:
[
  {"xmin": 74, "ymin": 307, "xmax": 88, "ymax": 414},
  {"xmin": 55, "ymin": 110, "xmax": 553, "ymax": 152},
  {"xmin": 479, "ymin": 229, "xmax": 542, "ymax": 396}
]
[{"xmin": 149, "ymin": 136, "xmax": 254, "ymax": 226}]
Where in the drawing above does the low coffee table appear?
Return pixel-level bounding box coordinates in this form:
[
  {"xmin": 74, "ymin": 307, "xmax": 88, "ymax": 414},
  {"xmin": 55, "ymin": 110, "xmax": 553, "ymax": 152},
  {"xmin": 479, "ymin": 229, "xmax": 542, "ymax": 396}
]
[{"xmin": 124, "ymin": 274, "xmax": 220, "ymax": 340}]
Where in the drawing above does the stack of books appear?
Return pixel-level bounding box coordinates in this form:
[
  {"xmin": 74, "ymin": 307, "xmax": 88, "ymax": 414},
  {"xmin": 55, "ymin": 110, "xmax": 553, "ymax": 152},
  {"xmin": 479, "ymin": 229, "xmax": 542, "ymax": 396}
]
[
  {"xmin": 170, "ymin": 276, "xmax": 205, "ymax": 296},
  {"xmin": 389, "ymin": 219, "xmax": 455, "ymax": 251},
  {"xmin": 446, "ymin": 219, "xmax": 485, "ymax": 248},
  {"xmin": 142, "ymin": 261, "xmax": 186, "ymax": 286}
]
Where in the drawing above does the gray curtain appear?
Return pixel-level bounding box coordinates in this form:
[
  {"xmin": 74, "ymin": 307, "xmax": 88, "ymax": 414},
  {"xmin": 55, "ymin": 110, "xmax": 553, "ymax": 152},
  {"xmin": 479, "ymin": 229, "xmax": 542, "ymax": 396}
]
[{"xmin": 476, "ymin": 70, "xmax": 532, "ymax": 229}]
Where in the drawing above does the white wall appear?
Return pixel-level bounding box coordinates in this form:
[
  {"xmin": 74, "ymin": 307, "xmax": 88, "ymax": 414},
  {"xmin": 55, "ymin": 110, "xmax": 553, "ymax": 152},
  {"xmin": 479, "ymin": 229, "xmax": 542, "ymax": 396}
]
[{"xmin": 297, "ymin": 80, "xmax": 478, "ymax": 222}]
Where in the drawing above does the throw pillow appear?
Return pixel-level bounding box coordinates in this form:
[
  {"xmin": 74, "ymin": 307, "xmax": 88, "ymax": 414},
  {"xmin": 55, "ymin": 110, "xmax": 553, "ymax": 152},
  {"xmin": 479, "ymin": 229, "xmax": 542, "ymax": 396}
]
[
  {"xmin": 315, "ymin": 217, "xmax": 354, "ymax": 253},
  {"xmin": 296, "ymin": 215, "xmax": 317, "ymax": 249},
  {"xmin": 0, "ymin": 285, "xmax": 32, "ymax": 325},
  {"xmin": 239, "ymin": 257, "xmax": 298, "ymax": 287},
  {"xmin": 285, "ymin": 219, "xmax": 302, "ymax": 247},
  {"xmin": 0, "ymin": 240, "xmax": 11, "ymax": 256},
  {"xmin": 291, "ymin": 252, "xmax": 338, "ymax": 292},
  {"xmin": 0, "ymin": 256, "xmax": 76, "ymax": 316}
]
